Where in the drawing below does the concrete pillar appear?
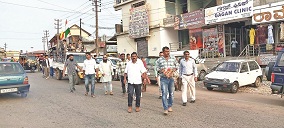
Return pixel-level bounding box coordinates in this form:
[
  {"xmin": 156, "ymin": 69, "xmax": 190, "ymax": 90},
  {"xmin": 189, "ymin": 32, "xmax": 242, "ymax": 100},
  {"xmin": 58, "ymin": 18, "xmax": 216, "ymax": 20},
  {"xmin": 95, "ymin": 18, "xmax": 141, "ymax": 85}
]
[{"xmin": 216, "ymin": 0, "xmax": 222, "ymax": 5}]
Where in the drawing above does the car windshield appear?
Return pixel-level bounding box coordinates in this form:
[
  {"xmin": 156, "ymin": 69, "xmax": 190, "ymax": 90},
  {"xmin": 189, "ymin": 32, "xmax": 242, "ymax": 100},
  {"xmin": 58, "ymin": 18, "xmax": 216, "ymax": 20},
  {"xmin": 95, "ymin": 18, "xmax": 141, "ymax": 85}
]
[
  {"xmin": 27, "ymin": 56, "xmax": 36, "ymax": 60},
  {"xmin": 145, "ymin": 57, "xmax": 158, "ymax": 65},
  {"xmin": 277, "ymin": 52, "xmax": 284, "ymax": 66},
  {"xmin": 110, "ymin": 59, "xmax": 118, "ymax": 65},
  {"xmin": 0, "ymin": 63, "xmax": 25, "ymax": 75},
  {"xmin": 215, "ymin": 62, "xmax": 240, "ymax": 72},
  {"xmin": 73, "ymin": 55, "xmax": 86, "ymax": 63}
]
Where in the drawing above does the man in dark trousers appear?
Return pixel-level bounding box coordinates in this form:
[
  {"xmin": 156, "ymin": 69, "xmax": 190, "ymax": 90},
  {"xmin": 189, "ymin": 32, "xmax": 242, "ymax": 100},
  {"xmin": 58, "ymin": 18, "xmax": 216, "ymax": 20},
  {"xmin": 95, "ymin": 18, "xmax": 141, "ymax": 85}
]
[{"xmin": 42, "ymin": 55, "xmax": 50, "ymax": 79}]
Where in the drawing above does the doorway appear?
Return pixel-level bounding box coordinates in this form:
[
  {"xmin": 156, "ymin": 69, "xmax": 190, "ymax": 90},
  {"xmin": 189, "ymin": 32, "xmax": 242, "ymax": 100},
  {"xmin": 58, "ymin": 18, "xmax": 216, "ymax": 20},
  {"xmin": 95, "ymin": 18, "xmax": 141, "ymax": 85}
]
[{"xmin": 225, "ymin": 22, "xmax": 244, "ymax": 56}]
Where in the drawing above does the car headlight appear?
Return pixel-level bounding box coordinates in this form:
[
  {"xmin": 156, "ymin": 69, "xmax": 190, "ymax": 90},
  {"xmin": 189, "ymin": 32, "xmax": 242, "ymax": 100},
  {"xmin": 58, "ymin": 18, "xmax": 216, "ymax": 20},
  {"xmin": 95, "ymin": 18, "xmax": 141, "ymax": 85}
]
[
  {"xmin": 223, "ymin": 78, "xmax": 230, "ymax": 83},
  {"xmin": 205, "ymin": 77, "xmax": 209, "ymax": 80}
]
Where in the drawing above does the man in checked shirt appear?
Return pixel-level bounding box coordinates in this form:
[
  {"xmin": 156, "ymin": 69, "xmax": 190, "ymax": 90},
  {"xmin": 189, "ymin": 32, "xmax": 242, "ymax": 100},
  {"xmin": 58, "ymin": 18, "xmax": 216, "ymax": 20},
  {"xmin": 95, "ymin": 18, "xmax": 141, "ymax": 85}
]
[
  {"xmin": 117, "ymin": 53, "xmax": 128, "ymax": 95},
  {"xmin": 156, "ymin": 46, "xmax": 179, "ymax": 115}
]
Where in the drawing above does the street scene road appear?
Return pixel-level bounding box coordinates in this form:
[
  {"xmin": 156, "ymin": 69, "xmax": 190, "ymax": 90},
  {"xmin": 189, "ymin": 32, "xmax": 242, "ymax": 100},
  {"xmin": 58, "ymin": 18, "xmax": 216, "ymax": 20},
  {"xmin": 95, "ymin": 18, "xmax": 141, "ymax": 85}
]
[{"xmin": 0, "ymin": 72, "xmax": 283, "ymax": 128}]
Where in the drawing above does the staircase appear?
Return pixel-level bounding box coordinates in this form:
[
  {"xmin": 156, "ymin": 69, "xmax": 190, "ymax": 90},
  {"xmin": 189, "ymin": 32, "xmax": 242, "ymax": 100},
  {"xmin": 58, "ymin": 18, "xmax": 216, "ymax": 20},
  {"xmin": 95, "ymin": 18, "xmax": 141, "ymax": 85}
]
[{"xmin": 238, "ymin": 44, "xmax": 257, "ymax": 58}]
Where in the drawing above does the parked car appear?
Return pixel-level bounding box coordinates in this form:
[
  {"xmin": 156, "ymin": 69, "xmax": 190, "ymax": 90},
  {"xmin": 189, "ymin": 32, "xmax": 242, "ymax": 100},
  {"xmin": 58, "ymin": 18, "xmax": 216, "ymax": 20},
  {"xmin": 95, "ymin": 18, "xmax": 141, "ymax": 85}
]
[
  {"xmin": 264, "ymin": 62, "xmax": 275, "ymax": 81},
  {"xmin": 203, "ymin": 60, "xmax": 263, "ymax": 93},
  {"xmin": 0, "ymin": 62, "xmax": 30, "ymax": 97},
  {"xmin": 270, "ymin": 49, "xmax": 284, "ymax": 95},
  {"xmin": 145, "ymin": 56, "xmax": 159, "ymax": 84}
]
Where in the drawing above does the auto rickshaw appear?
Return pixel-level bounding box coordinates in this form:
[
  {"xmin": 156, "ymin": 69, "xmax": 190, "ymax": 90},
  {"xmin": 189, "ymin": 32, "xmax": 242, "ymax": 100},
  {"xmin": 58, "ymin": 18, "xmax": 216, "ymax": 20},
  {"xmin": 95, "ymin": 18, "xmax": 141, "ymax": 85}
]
[{"xmin": 19, "ymin": 54, "xmax": 37, "ymax": 72}]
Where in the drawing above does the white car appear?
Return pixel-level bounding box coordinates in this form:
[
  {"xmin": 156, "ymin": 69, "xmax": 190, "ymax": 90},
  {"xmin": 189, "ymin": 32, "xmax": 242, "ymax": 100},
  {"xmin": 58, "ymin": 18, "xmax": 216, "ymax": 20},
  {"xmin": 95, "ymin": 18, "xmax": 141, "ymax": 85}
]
[{"xmin": 203, "ymin": 60, "xmax": 263, "ymax": 93}]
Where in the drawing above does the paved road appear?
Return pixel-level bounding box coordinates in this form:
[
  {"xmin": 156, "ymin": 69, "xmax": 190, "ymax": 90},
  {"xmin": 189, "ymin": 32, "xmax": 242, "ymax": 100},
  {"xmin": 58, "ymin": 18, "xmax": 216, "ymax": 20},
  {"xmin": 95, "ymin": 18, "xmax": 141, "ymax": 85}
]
[{"xmin": 0, "ymin": 72, "xmax": 284, "ymax": 128}]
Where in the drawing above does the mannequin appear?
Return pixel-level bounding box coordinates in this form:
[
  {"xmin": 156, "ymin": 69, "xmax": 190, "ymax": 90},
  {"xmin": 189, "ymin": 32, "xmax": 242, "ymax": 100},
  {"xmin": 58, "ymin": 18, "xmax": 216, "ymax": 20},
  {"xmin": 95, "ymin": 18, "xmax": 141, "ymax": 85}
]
[
  {"xmin": 249, "ymin": 27, "xmax": 255, "ymax": 45},
  {"xmin": 267, "ymin": 24, "xmax": 274, "ymax": 44},
  {"xmin": 231, "ymin": 38, "xmax": 238, "ymax": 57},
  {"xmin": 280, "ymin": 22, "xmax": 284, "ymax": 41}
]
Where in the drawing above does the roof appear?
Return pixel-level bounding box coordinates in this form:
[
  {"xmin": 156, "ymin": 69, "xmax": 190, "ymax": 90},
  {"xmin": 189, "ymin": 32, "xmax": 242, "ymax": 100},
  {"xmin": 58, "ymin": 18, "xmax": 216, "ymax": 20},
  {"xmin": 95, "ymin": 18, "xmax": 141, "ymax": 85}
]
[
  {"xmin": 225, "ymin": 60, "xmax": 255, "ymax": 63},
  {"xmin": 70, "ymin": 24, "xmax": 91, "ymax": 36}
]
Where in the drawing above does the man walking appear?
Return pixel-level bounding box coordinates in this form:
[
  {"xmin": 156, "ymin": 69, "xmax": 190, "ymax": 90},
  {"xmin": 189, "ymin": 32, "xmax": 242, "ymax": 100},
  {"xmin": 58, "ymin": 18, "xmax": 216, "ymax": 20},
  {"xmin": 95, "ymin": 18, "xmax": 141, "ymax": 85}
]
[
  {"xmin": 42, "ymin": 55, "xmax": 50, "ymax": 79},
  {"xmin": 83, "ymin": 52, "xmax": 97, "ymax": 97},
  {"xmin": 179, "ymin": 51, "xmax": 198, "ymax": 106},
  {"xmin": 99, "ymin": 55, "xmax": 114, "ymax": 95},
  {"xmin": 124, "ymin": 52, "xmax": 147, "ymax": 113},
  {"xmin": 117, "ymin": 53, "xmax": 127, "ymax": 94},
  {"xmin": 49, "ymin": 55, "xmax": 54, "ymax": 78},
  {"xmin": 156, "ymin": 47, "xmax": 178, "ymax": 115},
  {"xmin": 62, "ymin": 54, "xmax": 82, "ymax": 93},
  {"xmin": 155, "ymin": 51, "xmax": 163, "ymax": 99}
]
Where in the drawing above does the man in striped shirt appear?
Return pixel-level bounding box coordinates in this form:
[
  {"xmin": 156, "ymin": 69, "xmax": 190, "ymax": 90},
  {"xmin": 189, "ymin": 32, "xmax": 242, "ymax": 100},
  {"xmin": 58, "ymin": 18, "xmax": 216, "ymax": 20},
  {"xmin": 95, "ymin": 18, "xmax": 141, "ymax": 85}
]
[
  {"xmin": 117, "ymin": 53, "xmax": 128, "ymax": 94},
  {"xmin": 156, "ymin": 46, "xmax": 179, "ymax": 115}
]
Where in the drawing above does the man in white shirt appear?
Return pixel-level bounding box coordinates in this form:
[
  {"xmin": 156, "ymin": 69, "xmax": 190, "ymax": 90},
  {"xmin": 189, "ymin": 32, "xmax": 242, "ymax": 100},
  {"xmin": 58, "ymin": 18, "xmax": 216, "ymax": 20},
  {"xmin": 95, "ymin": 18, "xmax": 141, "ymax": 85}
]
[
  {"xmin": 83, "ymin": 52, "xmax": 98, "ymax": 97},
  {"xmin": 124, "ymin": 52, "xmax": 147, "ymax": 113},
  {"xmin": 179, "ymin": 51, "xmax": 198, "ymax": 106},
  {"xmin": 48, "ymin": 55, "xmax": 54, "ymax": 78}
]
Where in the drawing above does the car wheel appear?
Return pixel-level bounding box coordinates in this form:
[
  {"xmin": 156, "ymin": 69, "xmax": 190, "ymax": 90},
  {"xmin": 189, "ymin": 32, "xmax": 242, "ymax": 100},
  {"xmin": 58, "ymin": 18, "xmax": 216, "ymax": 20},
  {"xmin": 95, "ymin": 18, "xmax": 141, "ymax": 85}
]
[
  {"xmin": 271, "ymin": 90, "xmax": 278, "ymax": 94},
  {"xmin": 230, "ymin": 82, "xmax": 239, "ymax": 93},
  {"xmin": 254, "ymin": 77, "xmax": 261, "ymax": 87},
  {"xmin": 198, "ymin": 71, "xmax": 206, "ymax": 81},
  {"xmin": 207, "ymin": 87, "xmax": 213, "ymax": 91},
  {"xmin": 21, "ymin": 93, "xmax": 28, "ymax": 98},
  {"xmin": 55, "ymin": 69, "xmax": 62, "ymax": 80}
]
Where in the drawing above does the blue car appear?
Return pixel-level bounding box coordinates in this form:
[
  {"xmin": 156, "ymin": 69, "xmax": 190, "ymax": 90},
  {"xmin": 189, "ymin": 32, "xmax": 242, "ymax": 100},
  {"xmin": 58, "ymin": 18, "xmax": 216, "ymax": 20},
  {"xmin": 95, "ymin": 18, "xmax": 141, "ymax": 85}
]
[
  {"xmin": 271, "ymin": 49, "xmax": 284, "ymax": 96},
  {"xmin": 0, "ymin": 62, "xmax": 30, "ymax": 97}
]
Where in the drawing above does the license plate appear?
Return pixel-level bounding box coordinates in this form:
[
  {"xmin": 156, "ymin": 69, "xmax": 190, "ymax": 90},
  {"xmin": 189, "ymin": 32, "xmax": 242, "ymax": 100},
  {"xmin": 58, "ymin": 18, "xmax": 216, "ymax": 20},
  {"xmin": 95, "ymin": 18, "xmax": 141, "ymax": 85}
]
[
  {"xmin": 0, "ymin": 88, "xmax": 18, "ymax": 93},
  {"xmin": 211, "ymin": 85, "xmax": 219, "ymax": 88}
]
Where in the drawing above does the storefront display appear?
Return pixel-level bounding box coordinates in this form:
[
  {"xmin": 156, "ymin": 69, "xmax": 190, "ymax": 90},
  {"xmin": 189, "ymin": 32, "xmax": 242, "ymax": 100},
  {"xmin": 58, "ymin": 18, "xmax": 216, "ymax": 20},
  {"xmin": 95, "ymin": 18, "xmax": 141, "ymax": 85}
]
[
  {"xmin": 267, "ymin": 24, "xmax": 274, "ymax": 44},
  {"xmin": 189, "ymin": 28, "xmax": 203, "ymax": 50},
  {"xmin": 203, "ymin": 28, "xmax": 219, "ymax": 56},
  {"xmin": 280, "ymin": 22, "xmax": 284, "ymax": 41}
]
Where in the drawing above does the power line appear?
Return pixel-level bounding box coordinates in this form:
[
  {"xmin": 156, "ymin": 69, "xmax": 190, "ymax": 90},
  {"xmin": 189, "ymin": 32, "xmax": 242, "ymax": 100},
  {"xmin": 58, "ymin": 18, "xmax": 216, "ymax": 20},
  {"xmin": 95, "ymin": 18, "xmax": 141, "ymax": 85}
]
[{"xmin": 0, "ymin": 30, "xmax": 42, "ymax": 34}]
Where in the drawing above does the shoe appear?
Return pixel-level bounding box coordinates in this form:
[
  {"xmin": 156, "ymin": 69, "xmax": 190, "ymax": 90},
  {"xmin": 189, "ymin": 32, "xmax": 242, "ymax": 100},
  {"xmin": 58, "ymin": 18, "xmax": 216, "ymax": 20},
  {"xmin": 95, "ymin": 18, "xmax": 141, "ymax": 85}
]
[
  {"xmin": 73, "ymin": 88, "xmax": 76, "ymax": 91},
  {"xmin": 70, "ymin": 90, "xmax": 74, "ymax": 93},
  {"xmin": 182, "ymin": 103, "xmax": 187, "ymax": 106},
  {"xmin": 135, "ymin": 107, "xmax": 140, "ymax": 112},
  {"xmin": 158, "ymin": 96, "xmax": 162, "ymax": 99},
  {"xmin": 190, "ymin": 100, "xmax": 195, "ymax": 103},
  {"xmin": 85, "ymin": 92, "xmax": 88, "ymax": 96},
  {"xmin": 91, "ymin": 95, "xmax": 95, "ymax": 98},
  {"xmin": 164, "ymin": 110, "xmax": 168, "ymax": 115},
  {"xmin": 110, "ymin": 92, "xmax": 113, "ymax": 95},
  {"xmin": 45, "ymin": 77, "xmax": 49, "ymax": 79},
  {"xmin": 168, "ymin": 107, "xmax": 173, "ymax": 112},
  {"xmin": 128, "ymin": 107, "xmax": 132, "ymax": 113},
  {"xmin": 105, "ymin": 91, "xmax": 108, "ymax": 95}
]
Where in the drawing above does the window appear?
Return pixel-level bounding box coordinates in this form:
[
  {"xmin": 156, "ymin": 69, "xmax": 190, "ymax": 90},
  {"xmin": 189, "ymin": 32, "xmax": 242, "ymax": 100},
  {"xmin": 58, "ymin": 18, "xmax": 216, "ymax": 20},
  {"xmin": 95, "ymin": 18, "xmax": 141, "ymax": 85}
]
[
  {"xmin": 240, "ymin": 62, "xmax": 249, "ymax": 72},
  {"xmin": 132, "ymin": 1, "xmax": 145, "ymax": 8},
  {"xmin": 248, "ymin": 61, "xmax": 259, "ymax": 71},
  {"xmin": 277, "ymin": 53, "xmax": 284, "ymax": 66}
]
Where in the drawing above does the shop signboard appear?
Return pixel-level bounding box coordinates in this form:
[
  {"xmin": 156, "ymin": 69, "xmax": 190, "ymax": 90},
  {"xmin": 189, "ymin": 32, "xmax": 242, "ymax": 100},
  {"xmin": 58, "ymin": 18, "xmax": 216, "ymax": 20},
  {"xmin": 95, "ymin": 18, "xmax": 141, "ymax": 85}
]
[
  {"xmin": 252, "ymin": 2, "xmax": 284, "ymax": 24},
  {"xmin": 129, "ymin": 5, "xmax": 150, "ymax": 39},
  {"xmin": 163, "ymin": 16, "xmax": 175, "ymax": 27},
  {"xmin": 174, "ymin": 10, "xmax": 205, "ymax": 30},
  {"xmin": 189, "ymin": 28, "xmax": 203, "ymax": 50},
  {"xmin": 205, "ymin": 0, "xmax": 253, "ymax": 24}
]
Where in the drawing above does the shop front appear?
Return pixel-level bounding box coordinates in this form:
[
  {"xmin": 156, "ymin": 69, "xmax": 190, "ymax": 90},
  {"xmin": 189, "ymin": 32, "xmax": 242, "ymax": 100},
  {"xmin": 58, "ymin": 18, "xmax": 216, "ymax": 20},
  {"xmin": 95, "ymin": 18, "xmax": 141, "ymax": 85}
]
[
  {"xmin": 252, "ymin": 1, "xmax": 284, "ymax": 53},
  {"xmin": 205, "ymin": 0, "xmax": 253, "ymax": 57}
]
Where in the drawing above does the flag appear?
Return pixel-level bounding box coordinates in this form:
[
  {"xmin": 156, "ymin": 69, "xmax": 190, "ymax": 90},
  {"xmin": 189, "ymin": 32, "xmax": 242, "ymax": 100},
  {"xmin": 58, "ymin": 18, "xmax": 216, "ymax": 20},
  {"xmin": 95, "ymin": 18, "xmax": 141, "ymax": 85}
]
[
  {"xmin": 65, "ymin": 19, "xmax": 68, "ymax": 26},
  {"xmin": 59, "ymin": 32, "xmax": 64, "ymax": 40},
  {"xmin": 65, "ymin": 28, "xmax": 70, "ymax": 37}
]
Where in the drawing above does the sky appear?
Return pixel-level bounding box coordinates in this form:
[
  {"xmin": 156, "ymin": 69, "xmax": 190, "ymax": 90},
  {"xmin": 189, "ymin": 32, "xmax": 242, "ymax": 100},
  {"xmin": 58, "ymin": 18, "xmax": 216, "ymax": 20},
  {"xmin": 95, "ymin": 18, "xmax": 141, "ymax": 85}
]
[{"xmin": 0, "ymin": 0, "xmax": 122, "ymax": 52}]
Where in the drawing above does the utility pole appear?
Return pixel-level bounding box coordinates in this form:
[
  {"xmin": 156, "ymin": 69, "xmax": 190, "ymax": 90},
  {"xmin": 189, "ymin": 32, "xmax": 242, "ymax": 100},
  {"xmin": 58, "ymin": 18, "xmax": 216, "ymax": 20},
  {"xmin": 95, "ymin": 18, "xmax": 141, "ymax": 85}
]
[
  {"xmin": 54, "ymin": 19, "xmax": 62, "ymax": 56},
  {"xmin": 43, "ymin": 30, "xmax": 49, "ymax": 53},
  {"xmin": 91, "ymin": 0, "xmax": 101, "ymax": 56},
  {"xmin": 42, "ymin": 37, "xmax": 46, "ymax": 55},
  {"xmin": 80, "ymin": 18, "xmax": 82, "ymax": 39},
  {"xmin": 4, "ymin": 43, "xmax": 7, "ymax": 51}
]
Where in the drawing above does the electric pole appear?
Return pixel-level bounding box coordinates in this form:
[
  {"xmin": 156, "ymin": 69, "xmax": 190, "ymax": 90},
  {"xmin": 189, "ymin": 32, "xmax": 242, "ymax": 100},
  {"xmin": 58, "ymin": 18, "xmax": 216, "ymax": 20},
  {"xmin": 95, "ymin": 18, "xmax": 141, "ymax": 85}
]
[
  {"xmin": 42, "ymin": 36, "xmax": 46, "ymax": 55},
  {"xmin": 80, "ymin": 18, "xmax": 82, "ymax": 39},
  {"xmin": 43, "ymin": 30, "xmax": 49, "ymax": 52},
  {"xmin": 54, "ymin": 19, "xmax": 62, "ymax": 56},
  {"xmin": 91, "ymin": 0, "xmax": 101, "ymax": 55},
  {"xmin": 4, "ymin": 43, "xmax": 7, "ymax": 51}
]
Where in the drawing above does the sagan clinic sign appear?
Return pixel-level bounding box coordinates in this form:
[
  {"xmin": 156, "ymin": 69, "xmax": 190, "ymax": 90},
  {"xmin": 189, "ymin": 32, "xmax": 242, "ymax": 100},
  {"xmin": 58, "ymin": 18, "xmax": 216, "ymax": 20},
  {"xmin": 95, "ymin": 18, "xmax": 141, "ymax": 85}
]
[{"xmin": 205, "ymin": 0, "xmax": 253, "ymax": 24}]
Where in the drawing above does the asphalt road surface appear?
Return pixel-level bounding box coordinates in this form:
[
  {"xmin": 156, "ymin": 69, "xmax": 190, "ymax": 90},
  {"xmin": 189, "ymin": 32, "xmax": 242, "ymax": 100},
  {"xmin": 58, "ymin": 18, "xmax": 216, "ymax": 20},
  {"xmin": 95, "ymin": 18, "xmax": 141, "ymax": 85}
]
[{"xmin": 0, "ymin": 72, "xmax": 283, "ymax": 128}]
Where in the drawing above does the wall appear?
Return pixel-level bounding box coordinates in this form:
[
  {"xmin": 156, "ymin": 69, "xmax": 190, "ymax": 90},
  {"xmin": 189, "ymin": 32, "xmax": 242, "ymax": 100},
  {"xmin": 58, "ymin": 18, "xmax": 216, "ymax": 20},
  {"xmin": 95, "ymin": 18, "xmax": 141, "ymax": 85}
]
[
  {"xmin": 160, "ymin": 27, "xmax": 179, "ymax": 50},
  {"xmin": 117, "ymin": 35, "xmax": 136, "ymax": 54},
  {"xmin": 70, "ymin": 26, "xmax": 90, "ymax": 38},
  {"xmin": 148, "ymin": 28, "xmax": 161, "ymax": 56}
]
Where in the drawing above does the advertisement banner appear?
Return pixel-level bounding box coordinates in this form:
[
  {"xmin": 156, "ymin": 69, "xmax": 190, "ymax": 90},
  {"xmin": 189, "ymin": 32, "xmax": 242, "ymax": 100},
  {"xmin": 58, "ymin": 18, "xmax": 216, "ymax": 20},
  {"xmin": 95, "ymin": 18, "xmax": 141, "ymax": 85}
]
[
  {"xmin": 174, "ymin": 10, "xmax": 205, "ymax": 30},
  {"xmin": 129, "ymin": 5, "xmax": 150, "ymax": 39},
  {"xmin": 205, "ymin": 0, "xmax": 253, "ymax": 24},
  {"xmin": 252, "ymin": 2, "xmax": 284, "ymax": 24},
  {"xmin": 189, "ymin": 28, "xmax": 203, "ymax": 50}
]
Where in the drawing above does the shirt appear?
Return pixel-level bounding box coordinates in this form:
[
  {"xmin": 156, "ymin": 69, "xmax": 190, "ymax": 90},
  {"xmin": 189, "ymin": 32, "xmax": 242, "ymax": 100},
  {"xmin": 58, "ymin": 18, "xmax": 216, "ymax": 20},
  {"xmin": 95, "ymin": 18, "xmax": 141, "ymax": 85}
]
[
  {"xmin": 155, "ymin": 56, "xmax": 179, "ymax": 77},
  {"xmin": 48, "ymin": 58, "xmax": 53, "ymax": 67},
  {"xmin": 124, "ymin": 60, "xmax": 147, "ymax": 84},
  {"xmin": 64, "ymin": 59, "xmax": 79, "ymax": 75},
  {"xmin": 179, "ymin": 58, "xmax": 198, "ymax": 77},
  {"xmin": 83, "ymin": 58, "xmax": 97, "ymax": 75},
  {"xmin": 231, "ymin": 41, "xmax": 238, "ymax": 48},
  {"xmin": 117, "ymin": 60, "xmax": 127, "ymax": 76}
]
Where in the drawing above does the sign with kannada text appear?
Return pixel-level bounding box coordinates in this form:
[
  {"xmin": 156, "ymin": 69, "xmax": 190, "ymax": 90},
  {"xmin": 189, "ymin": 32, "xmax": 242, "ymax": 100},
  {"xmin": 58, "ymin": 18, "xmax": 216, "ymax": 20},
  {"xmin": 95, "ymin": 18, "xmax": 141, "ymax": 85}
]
[
  {"xmin": 253, "ymin": 2, "xmax": 284, "ymax": 24},
  {"xmin": 205, "ymin": 0, "xmax": 253, "ymax": 24}
]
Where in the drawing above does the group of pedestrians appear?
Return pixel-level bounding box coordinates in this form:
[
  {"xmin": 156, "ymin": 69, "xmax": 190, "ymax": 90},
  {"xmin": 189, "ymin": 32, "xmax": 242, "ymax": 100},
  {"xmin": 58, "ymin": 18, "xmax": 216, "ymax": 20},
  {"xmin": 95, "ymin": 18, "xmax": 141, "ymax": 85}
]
[
  {"xmin": 51, "ymin": 47, "xmax": 197, "ymax": 115},
  {"xmin": 41, "ymin": 55, "xmax": 54, "ymax": 79}
]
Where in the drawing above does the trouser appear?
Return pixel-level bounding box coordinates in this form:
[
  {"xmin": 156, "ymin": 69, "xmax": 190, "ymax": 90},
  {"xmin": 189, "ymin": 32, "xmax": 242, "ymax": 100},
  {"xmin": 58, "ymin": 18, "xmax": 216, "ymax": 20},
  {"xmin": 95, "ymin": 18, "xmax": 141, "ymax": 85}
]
[
  {"xmin": 44, "ymin": 67, "xmax": 50, "ymax": 78},
  {"xmin": 160, "ymin": 76, "xmax": 174, "ymax": 110},
  {"xmin": 68, "ymin": 73, "xmax": 75, "ymax": 91},
  {"xmin": 128, "ymin": 83, "xmax": 142, "ymax": 107},
  {"xmin": 232, "ymin": 48, "xmax": 236, "ymax": 56},
  {"xmin": 157, "ymin": 76, "xmax": 162, "ymax": 96},
  {"xmin": 85, "ymin": 74, "xmax": 95, "ymax": 95},
  {"xmin": 103, "ymin": 81, "xmax": 112, "ymax": 92},
  {"xmin": 181, "ymin": 75, "xmax": 196, "ymax": 103},
  {"xmin": 50, "ymin": 67, "xmax": 54, "ymax": 77},
  {"xmin": 120, "ymin": 76, "xmax": 126, "ymax": 93}
]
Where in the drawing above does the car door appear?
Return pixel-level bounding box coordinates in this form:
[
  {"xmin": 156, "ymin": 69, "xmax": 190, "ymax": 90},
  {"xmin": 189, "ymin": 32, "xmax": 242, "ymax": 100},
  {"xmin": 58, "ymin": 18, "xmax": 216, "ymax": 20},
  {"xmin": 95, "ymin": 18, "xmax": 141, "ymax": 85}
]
[
  {"xmin": 273, "ymin": 52, "xmax": 284, "ymax": 85},
  {"xmin": 248, "ymin": 61, "xmax": 262, "ymax": 83},
  {"xmin": 238, "ymin": 62, "xmax": 250, "ymax": 86}
]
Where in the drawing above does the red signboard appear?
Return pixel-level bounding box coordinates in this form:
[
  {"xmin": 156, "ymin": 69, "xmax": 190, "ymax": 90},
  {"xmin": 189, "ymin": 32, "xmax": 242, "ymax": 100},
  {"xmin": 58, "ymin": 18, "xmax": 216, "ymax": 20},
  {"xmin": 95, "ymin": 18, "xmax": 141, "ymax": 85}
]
[{"xmin": 174, "ymin": 10, "xmax": 205, "ymax": 30}]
